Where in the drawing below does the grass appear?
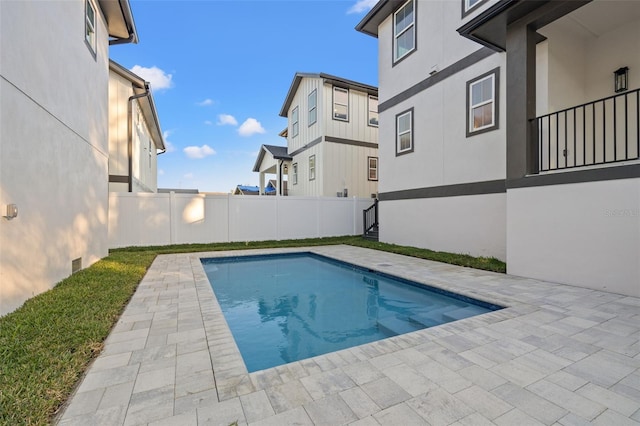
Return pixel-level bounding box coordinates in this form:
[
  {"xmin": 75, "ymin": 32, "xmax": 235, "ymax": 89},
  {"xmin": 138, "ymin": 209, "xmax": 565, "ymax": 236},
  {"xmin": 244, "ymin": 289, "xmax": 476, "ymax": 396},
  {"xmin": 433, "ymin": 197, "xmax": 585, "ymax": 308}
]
[{"xmin": 0, "ymin": 236, "xmax": 504, "ymax": 425}]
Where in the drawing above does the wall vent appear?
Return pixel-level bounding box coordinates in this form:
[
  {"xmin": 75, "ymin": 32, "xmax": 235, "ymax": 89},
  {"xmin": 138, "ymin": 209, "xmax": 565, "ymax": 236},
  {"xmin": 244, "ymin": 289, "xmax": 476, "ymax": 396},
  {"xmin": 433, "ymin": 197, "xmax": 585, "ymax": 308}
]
[{"xmin": 72, "ymin": 257, "xmax": 82, "ymax": 274}]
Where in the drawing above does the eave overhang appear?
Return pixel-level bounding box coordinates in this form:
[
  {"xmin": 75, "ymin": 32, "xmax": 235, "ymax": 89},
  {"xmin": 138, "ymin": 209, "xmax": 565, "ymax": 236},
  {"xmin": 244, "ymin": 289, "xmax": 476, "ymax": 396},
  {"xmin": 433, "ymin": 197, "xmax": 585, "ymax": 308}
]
[
  {"xmin": 109, "ymin": 60, "xmax": 165, "ymax": 150},
  {"xmin": 98, "ymin": 0, "xmax": 139, "ymax": 44},
  {"xmin": 457, "ymin": 0, "xmax": 591, "ymax": 51},
  {"xmin": 252, "ymin": 145, "xmax": 292, "ymax": 172},
  {"xmin": 355, "ymin": 0, "xmax": 404, "ymax": 38},
  {"xmin": 279, "ymin": 72, "xmax": 378, "ymax": 117}
]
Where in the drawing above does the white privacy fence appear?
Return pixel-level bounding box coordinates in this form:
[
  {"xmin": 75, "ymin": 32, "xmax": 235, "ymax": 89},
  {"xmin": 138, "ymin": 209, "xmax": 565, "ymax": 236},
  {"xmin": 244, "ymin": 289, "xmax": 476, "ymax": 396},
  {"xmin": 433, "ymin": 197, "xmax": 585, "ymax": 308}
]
[{"xmin": 109, "ymin": 192, "xmax": 375, "ymax": 248}]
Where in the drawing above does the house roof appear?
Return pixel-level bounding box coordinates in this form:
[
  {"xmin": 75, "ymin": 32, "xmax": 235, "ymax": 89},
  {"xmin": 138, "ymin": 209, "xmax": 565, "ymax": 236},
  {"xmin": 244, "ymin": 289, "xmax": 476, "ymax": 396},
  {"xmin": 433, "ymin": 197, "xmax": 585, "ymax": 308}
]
[
  {"xmin": 109, "ymin": 60, "xmax": 166, "ymax": 151},
  {"xmin": 279, "ymin": 73, "xmax": 378, "ymax": 117},
  {"xmin": 252, "ymin": 144, "xmax": 292, "ymax": 172},
  {"xmin": 355, "ymin": 0, "xmax": 402, "ymax": 38},
  {"xmin": 98, "ymin": 0, "xmax": 139, "ymax": 44},
  {"xmin": 234, "ymin": 185, "xmax": 276, "ymax": 195}
]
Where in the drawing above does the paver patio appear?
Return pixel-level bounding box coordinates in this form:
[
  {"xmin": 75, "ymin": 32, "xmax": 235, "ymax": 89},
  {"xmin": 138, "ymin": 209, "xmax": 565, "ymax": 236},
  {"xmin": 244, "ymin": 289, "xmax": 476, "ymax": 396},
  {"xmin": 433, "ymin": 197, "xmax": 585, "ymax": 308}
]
[{"xmin": 57, "ymin": 245, "xmax": 640, "ymax": 425}]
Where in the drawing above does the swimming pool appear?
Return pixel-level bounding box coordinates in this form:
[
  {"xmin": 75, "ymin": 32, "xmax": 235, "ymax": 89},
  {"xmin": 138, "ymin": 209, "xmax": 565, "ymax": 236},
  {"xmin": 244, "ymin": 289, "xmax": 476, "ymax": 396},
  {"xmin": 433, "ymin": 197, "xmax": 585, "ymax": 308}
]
[{"xmin": 202, "ymin": 252, "xmax": 503, "ymax": 372}]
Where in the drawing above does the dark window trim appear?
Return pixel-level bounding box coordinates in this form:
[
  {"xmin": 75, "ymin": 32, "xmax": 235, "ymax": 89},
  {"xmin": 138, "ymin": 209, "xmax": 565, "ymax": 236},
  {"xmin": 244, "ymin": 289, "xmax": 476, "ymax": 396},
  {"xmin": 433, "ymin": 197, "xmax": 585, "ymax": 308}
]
[
  {"xmin": 308, "ymin": 89, "xmax": 317, "ymax": 127},
  {"xmin": 368, "ymin": 95, "xmax": 379, "ymax": 128},
  {"xmin": 461, "ymin": 0, "xmax": 490, "ymax": 18},
  {"xmin": 292, "ymin": 163, "xmax": 298, "ymax": 185},
  {"xmin": 309, "ymin": 155, "xmax": 316, "ymax": 181},
  {"xmin": 368, "ymin": 156, "xmax": 379, "ymax": 181},
  {"xmin": 392, "ymin": 0, "xmax": 417, "ymax": 67},
  {"xmin": 396, "ymin": 107, "xmax": 414, "ymax": 156},
  {"xmin": 466, "ymin": 67, "xmax": 500, "ymax": 137},
  {"xmin": 381, "ymin": 47, "xmax": 495, "ymax": 113},
  {"xmin": 379, "ymin": 179, "xmax": 506, "ymax": 201},
  {"xmin": 291, "ymin": 106, "xmax": 299, "ymax": 138},
  {"xmin": 332, "ymin": 86, "xmax": 349, "ymax": 122},
  {"xmin": 84, "ymin": 0, "xmax": 97, "ymax": 60}
]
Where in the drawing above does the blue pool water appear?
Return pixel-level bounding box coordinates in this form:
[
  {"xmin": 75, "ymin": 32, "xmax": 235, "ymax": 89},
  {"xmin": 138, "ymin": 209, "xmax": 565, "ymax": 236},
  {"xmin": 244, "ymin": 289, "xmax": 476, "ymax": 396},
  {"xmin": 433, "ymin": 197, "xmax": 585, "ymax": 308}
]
[{"xmin": 202, "ymin": 252, "xmax": 502, "ymax": 372}]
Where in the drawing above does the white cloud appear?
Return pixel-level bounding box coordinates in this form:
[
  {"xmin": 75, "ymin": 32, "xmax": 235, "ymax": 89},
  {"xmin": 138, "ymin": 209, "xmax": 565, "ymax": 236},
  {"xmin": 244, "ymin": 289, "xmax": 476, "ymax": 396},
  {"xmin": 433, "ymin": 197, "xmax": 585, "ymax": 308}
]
[
  {"xmin": 130, "ymin": 65, "xmax": 173, "ymax": 90},
  {"xmin": 197, "ymin": 98, "xmax": 214, "ymax": 106},
  {"xmin": 217, "ymin": 114, "xmax": 238, "ymax": 126},
  {"xmin": 347, "ymin": 0, "xmax": 378, "ymax": 14},
  {"xmin": 183, "ymin": 144, "xmax": 216, "ymax": 159},
  {"xmin": 238, "ymin": 118, "xmax": 266, "ymax": 137},
  {"xmin": 184, "ymin": 173, "xmax": 194, "ymax": 179},
  {"xmin": 162, "ymin": 130, "xmax": 176, "ymax": 152}
]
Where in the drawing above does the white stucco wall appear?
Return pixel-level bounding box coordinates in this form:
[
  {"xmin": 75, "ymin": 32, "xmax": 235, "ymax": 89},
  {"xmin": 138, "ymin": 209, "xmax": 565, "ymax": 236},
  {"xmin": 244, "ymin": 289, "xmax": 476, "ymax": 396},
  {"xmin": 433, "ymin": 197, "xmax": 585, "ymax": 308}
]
[
  {"xmin": 380, "ymin": 193, "xmax": 507, "ymax": 261},
  {"xmin": 507, "ymin": 178, "xmax": 640, "ymax": 297},
  {"xmin": 0, "ymin": 0, "xmax": 110, "ymax": 315}
]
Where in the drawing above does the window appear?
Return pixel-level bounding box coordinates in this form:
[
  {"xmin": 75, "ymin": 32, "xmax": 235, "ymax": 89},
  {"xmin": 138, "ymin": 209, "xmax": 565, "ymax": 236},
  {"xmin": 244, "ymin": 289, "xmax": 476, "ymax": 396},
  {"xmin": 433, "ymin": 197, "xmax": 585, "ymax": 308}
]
[
  {"xmin": 148, "ymin": 140, "xmax": 152, "ymax": 168},
  {"xmin": 333, "ymin": 87, "xmax": 349, "ymax": 121},
  {"xmin": 292, "ymin": 106, "xmax": 299, "ymax": 137},
  {"xmin": 85, "ymin": 0, "xmax": 96, "ymax": 54},
  {"xmin": 368, "ymin": 96, "xmax": 378, "ymax": 127},
  {"xmin": 308, "ymin": 90, "xmax": 317, "ymax": 126},
  {"xmin": 292, "ymin": 163, "xmax": 298, "ymax": 185},
  {"xmin": 368, "ymin": 157, "xmax": 378, "ymax": 181},
  {"xmin": 466, "ymin": 68, "xmax": 499, "ymax": 136},
  {"xmin": 309, "ymin": 155, "xmax": 316, "ymax": 180},
  {"xmin": 396, "ymin": 108, "xmax": 413, "ymax": 155},
  {"xmin": 462, "ymin": 0, "xmax": 488, "ymax": 16},
  {"xmin": 394, "ymin": 0, "xmax": 415, "ymax": 63}
]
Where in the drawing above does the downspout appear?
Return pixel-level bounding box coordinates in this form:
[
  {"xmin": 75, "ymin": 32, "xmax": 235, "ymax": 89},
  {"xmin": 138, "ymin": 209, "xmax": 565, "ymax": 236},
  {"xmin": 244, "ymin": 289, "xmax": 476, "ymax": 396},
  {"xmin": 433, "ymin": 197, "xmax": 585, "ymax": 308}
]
[
  {"xmin": 128, "ymin": 87, "xmax": 150, "ymax": 192},
  {"xmin": 278, "ymin": 160, "xmax": 284, "ymax": 196}
]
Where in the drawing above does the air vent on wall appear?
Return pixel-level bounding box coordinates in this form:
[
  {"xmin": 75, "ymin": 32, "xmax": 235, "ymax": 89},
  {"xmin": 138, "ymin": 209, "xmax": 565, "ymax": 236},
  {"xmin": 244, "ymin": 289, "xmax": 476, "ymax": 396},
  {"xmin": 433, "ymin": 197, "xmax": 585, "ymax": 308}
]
[{"xmin": 72, "ymin": 258, "xmax": 82, "ymax": 274}]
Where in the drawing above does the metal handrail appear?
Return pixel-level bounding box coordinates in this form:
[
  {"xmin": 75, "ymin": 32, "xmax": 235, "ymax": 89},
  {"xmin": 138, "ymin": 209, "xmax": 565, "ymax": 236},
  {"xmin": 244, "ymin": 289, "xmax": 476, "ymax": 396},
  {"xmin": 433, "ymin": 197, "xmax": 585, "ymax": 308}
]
[{"xmin": 363, "ymin": 199, "xmax": 378, "ymax": 236}]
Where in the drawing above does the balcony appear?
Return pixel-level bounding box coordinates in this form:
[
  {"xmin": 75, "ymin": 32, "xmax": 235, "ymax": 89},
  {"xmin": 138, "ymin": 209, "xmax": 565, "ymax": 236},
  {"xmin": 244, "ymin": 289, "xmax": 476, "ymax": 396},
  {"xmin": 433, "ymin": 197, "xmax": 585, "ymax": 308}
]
[{"xmin": 534, "ymin": 88, "xmax": 639, "ymax": 173}]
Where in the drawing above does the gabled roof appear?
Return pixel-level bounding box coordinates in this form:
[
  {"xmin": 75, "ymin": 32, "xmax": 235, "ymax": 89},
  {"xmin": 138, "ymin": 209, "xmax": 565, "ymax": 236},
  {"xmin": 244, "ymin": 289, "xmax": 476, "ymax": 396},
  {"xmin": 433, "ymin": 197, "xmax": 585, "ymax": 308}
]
[
  {"xmin": 109, "ymin": 60, "xmax": 166, "ymax": 151},
  {"xmin": 98, "ymin": 0, "xmax": 139, "ymax": 44},
  {"xmin": 279, "ymin": 72, "xmax": 378, "ymax": 117},
  {"xmin": 355, "ymin": 0, "xmax": 403, "ymax": 38},
  {"xmin": 252, "ymin": 144, "xmax": 292, "ymax": 172}
]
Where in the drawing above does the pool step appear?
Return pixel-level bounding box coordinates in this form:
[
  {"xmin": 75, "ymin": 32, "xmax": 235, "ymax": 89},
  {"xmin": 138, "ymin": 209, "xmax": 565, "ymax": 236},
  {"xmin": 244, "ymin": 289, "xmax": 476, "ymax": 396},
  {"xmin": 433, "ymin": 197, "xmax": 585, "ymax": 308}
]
[
  {"xmin": 442, "ymin": 306, "xmax": 486, "ymax": 322},
  {"xmin": 377, "ymin": 316, "xmax": 423, "ymax": 336}
]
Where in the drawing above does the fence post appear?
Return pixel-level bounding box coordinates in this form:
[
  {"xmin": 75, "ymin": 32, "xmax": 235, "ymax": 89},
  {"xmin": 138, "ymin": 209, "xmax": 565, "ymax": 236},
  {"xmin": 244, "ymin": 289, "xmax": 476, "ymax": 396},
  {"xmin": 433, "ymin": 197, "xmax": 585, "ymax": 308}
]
[{"xmin": 169, "ymin": 191, "xmax": 176, "ymax": 245}]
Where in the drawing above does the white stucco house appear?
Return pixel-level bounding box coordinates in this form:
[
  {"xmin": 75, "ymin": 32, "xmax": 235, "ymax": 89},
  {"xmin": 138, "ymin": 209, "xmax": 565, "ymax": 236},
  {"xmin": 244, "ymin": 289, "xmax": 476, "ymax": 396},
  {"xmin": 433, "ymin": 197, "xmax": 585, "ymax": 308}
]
[
  {"xmin": 274, "ymin": 73, "xmax": 380, "ymax": 198},
  {"xmin": 357, "ymin": 0, "xmax": 639, "ymax": 297},
  {"xmin": 109, "ymin": 60, "xmax": 166, "ymax": 193},
  {"xmin": 0, "ymin": 0, "xmax": 139, "ymax": 315}
]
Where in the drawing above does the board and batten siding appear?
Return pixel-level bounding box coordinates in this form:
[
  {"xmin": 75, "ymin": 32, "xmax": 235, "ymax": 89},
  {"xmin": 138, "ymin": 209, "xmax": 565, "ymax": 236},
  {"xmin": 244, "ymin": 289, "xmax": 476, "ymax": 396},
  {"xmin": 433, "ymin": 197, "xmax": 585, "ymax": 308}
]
[
  {"xmin": 321, "ymin": 82, "xmax": 378, "ymax": 144},
  {"xmin": 322, "ymin": 142, "xmax": 378, "ymax": 198},
  {"xmin": 287, "ymin": 77, "xmax": 323, "ymax": 154},
  {"xmin": 289, "ymin": 144, "xmax": 323, "ymax": 197},
  {"xmin": 108, "ymin": 73, "xmax": 130, "ymax": 178}
]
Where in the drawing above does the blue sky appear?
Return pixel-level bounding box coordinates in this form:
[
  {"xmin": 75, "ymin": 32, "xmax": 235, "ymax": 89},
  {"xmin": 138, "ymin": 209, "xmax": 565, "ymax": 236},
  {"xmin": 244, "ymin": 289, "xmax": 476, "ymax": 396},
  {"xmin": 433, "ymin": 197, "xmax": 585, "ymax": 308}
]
[{"xmin": 110, "ymin": 0, "xmax": 379, "ymax": 193}]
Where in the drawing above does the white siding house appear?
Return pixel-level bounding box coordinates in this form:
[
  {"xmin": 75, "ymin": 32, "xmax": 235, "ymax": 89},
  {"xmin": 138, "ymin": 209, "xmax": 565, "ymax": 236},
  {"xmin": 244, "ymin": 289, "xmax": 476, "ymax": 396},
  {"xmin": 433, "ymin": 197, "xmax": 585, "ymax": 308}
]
[
  {"xmin": 109, "ymin": 60, "xmax": 166, "ymax": 193},
  {"xmin": 278, "ymin": 73, "xmax": 379, "ymax": 198},
  {"xmin": 0, "ymin": 0, "xmax": 138, "ymax": 315},
  {"xmin": 357, "ymin": 0, "xmax": 639, "ymax": 297}
]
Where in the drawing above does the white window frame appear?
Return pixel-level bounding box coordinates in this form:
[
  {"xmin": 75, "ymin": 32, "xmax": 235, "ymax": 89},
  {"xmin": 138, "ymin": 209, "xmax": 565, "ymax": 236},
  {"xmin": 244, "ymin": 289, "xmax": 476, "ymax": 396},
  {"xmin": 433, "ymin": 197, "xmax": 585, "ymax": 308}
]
[
  {"xmin": 333, "ymin": 87, "xmax": 349, "ymax": 121},
  {"xmin": 85, "ymin": 0, "xmax": 97, "ymax": 55},
  {"xmin": 308, "ymin": 89, "xmax": 317, "ymax": 126},
  {"xmin": 466, "ymin": 68, "xmax": 499, "ymax": 137},
  {"xmin": 309, "ymin": 155, "xmax": 316, "ymax": 181},
  {"xmin": 292, "ymin": 163, "xmax": 298, "ymax": 185},
  {"xmin": 396, "ymin": 108, "xmax": 413, "ymax": 156},
  {"xmin": 368, "ymin": 156, "xmax": 378, "ymax": 181},
  {"xmin": 292, "ymin": 106, "xmax": 299, "ymax": 138},
  {"xmin": 393, "ymin": 0, "xmax": 415, "ymax": 63},
  {"xmin": 368, "ymin": 95, "xmax": 379, "ymax": 127}
]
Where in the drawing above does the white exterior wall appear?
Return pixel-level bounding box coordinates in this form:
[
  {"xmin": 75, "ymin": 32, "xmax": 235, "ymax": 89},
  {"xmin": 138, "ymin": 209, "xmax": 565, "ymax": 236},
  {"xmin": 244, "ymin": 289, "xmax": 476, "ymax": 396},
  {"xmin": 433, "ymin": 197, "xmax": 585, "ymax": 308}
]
[
  {"xmin": 287, "ymin": 78, "xmax": 323, "ymax": 154},
  {"xmin": 289, "ymin": 145, "xmax": 323, "ymax": 197},
  {"xmin": 322, "ymin": 143, "xmax": 378, "ymax": 198},
  {"xmin": 321, "ymin": 83, "xmax": 378, "ymax": 144},
  {"xmin": 109, "ymin": 193, "xmax": 374, "ymax": 248},
  {"xmin": 507, "ymin": 179, "xmax": 640, "ymax": 297},
  {"xmin": 538, "ymin": 15, "xmax": 640, "ymax": 114},
  {"xmin": 0, "ymin": 0, "xmax": 110, "ymax": 315},
  {"xmin": 108, "ymin": 73, "xmax": 159, "ymax": 193},
  {"xmin": 380, "ymin": 194, "xmax": 507, "ymax": 261}
]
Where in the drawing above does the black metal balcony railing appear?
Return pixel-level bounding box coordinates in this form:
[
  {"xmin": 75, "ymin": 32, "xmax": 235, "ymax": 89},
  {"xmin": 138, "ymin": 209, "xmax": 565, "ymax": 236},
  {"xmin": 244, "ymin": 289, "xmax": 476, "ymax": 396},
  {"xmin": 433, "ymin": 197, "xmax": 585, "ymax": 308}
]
[
  {"xmin": 534, "ymin": 88, "xmax": 639, "ymax": 172},
  {"xmin": 363, "ymin": 199, "xmax": 378, "ymax": 236}
]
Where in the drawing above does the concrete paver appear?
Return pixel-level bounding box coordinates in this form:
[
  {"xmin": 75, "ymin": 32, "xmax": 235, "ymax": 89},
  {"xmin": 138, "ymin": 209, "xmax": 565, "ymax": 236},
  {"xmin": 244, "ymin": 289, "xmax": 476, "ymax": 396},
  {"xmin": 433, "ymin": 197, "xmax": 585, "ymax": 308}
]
[{"xmin": 57, "ymin": 245, "xmax": 640, "ymax": 425}]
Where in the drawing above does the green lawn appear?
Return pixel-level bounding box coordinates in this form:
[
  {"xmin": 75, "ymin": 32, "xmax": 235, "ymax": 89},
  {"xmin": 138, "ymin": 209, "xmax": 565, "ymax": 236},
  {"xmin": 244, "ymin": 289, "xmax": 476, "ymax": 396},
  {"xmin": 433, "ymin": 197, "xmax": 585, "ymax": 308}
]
[{"xmin": 0, "ymin": 236, "xmax": 504, "ymax": 425}]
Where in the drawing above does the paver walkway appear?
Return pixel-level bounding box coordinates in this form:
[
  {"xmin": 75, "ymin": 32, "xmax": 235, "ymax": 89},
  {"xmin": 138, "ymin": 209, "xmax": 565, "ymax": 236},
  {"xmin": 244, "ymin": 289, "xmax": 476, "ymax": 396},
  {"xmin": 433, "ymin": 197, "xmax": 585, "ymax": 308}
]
[{"xmin": 57, "ymin": 245, "xmax": 640, "ymax": 425}]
